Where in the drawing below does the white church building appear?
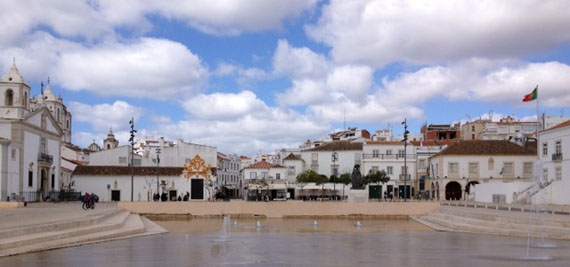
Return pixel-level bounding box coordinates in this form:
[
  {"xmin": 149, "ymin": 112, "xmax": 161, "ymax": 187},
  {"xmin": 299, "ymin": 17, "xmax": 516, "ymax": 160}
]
[{"xmin": 0, "ymin": 62, "xmax": 70, "ymax": 202}]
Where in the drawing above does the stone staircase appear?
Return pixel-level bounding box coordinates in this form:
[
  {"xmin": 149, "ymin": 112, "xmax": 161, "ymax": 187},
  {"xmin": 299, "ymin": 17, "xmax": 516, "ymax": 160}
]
[
  {"xmin": 0, "ymin": 208, "xmax": 166, "ymax": 257},
  {"xmin": 413, "ymin": 205, "xmax": 570, "ymax": 240}
]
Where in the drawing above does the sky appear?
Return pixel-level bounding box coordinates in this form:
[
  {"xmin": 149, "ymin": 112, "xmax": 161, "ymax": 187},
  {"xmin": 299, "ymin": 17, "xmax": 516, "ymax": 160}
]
[{"xmin": 1, "ymin": 0, "xmax": 570, "ymax": 156}]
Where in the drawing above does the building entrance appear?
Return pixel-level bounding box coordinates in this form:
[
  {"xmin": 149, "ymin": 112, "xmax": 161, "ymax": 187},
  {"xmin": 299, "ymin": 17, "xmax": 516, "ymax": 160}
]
[{"xmin": 191, "ymin": 179, "xmax": 204, "ymax": 200}]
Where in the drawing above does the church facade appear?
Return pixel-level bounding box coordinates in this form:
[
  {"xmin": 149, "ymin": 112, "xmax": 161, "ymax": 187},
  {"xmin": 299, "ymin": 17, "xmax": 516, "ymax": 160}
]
[{"xmin": 0, "ymin": 62, "xmax": 69, "ymax": 201}]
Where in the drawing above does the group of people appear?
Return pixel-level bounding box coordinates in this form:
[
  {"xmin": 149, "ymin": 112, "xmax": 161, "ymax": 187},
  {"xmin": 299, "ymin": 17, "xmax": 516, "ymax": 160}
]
[{"xmin": 153, "ymin": 192, "xmax": 190, "ymax": 202}]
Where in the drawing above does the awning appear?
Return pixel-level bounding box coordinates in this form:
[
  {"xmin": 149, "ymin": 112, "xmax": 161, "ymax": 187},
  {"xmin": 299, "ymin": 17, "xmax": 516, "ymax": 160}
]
[
  {"xmin": 268, "ymin": 184, "xmax": 287, "ymax": 190},
  {"xmin": 223, "ymin": 184, "xmax": 238, "ymax": 190},
  {"xmin": 302, "ymin": 184, "xmax": 323, "ymax": 190}
]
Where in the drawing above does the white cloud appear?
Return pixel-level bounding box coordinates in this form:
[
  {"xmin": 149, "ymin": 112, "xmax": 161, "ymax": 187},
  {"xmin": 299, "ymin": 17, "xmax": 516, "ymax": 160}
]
[
  {"xmin": 307, "ymin": 0, "xmax": 570, "ymax": 67},
  {"xmin": 214, "ymin": 62, "xmax": 268, "ymax": 86},
  {"xmin": 183, "ymin": 91, "xmax": 267, "ymax": 120},
  {"xmin": 273, "ymin": 39, "xmax": 329, "ymax": 79},
  {"xmin": 69, "ymin": 100, "xmax": 145, "ymax": 131},
  {"xmin": 0, "ymin": 34, "xmax": 209, "ymax": 99}
]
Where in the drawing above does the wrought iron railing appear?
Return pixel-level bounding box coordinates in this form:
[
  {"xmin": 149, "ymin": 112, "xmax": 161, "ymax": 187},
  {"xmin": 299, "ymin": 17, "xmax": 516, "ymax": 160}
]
[
  {"xmin": 38, "ymin": 153, "xmax": 53, "ymax": 164},
  {"xmin": 552, "ymin": 153, "xmax": 563, "ymax": 161}
]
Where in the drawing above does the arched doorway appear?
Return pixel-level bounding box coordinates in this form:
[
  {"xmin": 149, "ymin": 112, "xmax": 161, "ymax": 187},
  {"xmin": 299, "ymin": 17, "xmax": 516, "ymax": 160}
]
[
  {"xmin": 445, "ymin": 181, "xmax": 462, "ymax": 200},
  {"xmin": 465, "ymin": 181, "xmax": 479, "ymax": 195},
  {"xmin": 40, "ymin": 169, "xmax": 48, "ymax": 201}
]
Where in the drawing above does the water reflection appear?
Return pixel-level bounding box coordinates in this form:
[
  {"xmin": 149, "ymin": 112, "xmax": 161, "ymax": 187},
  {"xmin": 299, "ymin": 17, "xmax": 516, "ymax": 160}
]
[{"xmin": 2, "ymin": 218, "xmax": 570, "ymax": 267}]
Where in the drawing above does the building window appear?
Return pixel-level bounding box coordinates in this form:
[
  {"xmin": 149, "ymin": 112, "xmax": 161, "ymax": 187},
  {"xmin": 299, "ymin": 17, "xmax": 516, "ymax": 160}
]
[
  {"xmin": 371, "ymin": 166, "xmax": 379, "ymax": 173},
  {"xmin": 488, "ymin": 158, "xmax": 494, "ymax": 170},
  {"xmin": 555, "ymin": 167, "xmax": 562, "ymax": 181},
  {"xmin": 523, "ymin": 162, "xmax": 533, "ymax": 176},
  {"xmin": 400, "ymin": 166, "xmax": 409, "ymax": 175},
  {"xmin": 133, "ymin": 159, "xmax": 141, "ymax": 166},
  {"xmin": 418, "ymin": 159, "xmax": 426, "ymax": 169},
  {"xmin": 472, "ymin": 134, "xmax": 475, "ymax": 139},
  {"xmin": 471, "ymin": 125, "xmax": 475, "ymax": 132},
  {"xmin": 387, "ymin": 166, "xmax": 393, "ymax": 175},
  {"xmin": 555, "ymin": 140, "xmax": 562, "ymax": 155},
  {"xmin": 5, "ymin": 89, "xmax": 13, "ymax": 106},
  {"xmin": 398, "ymin": 150, "xmax": 405, "ymax": 158},
  {"xmin": 40, "ymin": 137, "xmax": 48, "ymax": 154},
  {"xmin": 503, "ymin": 162, "xmax": 513, "ymax": 176},
  {"xmin": 288, "ymin": 166, "xmax": 295, "ymax": 175},
  {"xmin": 11, "ymin": 149, "xmax": 16, "ymax": 160},
  {"xmin": 51, "ymin": 174, "xmax": 55, "ymax": 189},
  {"xmin": 386, "ymin": 150, "xmax": 392, "ymax": 155},
  {"xmin": 261, "ymin": 172, "xmax": 268, "ymax": 179},
  {"xmin": 542, "ymin": 143, "xmax": 548, "ymax": 157},
  {"xmin": 311, "ymin": 153, "xmax": 318, "ymax": 165},
  {"xmin": 28, "ymin": 171, "xmax": 33, "ymax": 187},
  {"xmin": 276, "ymin": 173, "xmax": 281, "ymax": 180},
  {"xmin": 543, "ymin": 168, "xmax": 548, "ymax": 180},
  {"xmin": 449, "ymin": 162, "xmax": 458, "ymax": 174},
  {"xmin": 372, "ymin": 150, "xmax": 379, "ymax": 158},
  {"xmin": 469, "ymin": 163, "xmax": 479, "ymax": 175},
  {"xmin": 250, "ymin": 172, "xmax": 257, "ymax": 179}
]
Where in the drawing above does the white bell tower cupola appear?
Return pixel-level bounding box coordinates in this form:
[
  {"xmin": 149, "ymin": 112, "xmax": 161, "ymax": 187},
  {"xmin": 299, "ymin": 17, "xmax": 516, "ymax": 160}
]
[{"xmin": 0, "ymin": 59, "xmax": 31, "ymax": 119}]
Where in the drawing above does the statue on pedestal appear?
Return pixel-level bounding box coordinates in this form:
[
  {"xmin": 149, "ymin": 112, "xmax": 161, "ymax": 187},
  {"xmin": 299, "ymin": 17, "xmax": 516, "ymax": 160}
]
[{"xmin": 351, "ymin": 164, "xmax": 364, "ymax": 190}]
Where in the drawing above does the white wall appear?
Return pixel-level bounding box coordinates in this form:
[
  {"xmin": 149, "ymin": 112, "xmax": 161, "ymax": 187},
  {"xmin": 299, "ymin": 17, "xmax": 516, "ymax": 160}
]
[
  {"xmin": 533, "ymin": 180, "xmax": 570, "ymax": 205},
  {"xmin": 88, "ymin": 146, "xmax": 130, "ymax": 166},
  {"xmin": 73, "ymin": 175, "xmax": 209, "ymax": 202},
  {"xmin": 283, "ymin": 159, "xmax": 304, "ymax": 182},
  {"xmin": 474, "ymin": 181, "xmax": 533, "ymax": 204},
  {"xmin": 300, "ymin": 150, "xmax": 361, "ymax": 177}
]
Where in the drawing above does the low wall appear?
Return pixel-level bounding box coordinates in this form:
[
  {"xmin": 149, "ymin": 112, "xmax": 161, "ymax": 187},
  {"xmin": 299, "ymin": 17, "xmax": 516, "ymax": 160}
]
[
  {"xmin": 118, "ymin": 201, "xmax": 440, "ymax": 218},
  {"xmin": 0, "ymin": 202, "xmax": 24, "ymax": 209}
]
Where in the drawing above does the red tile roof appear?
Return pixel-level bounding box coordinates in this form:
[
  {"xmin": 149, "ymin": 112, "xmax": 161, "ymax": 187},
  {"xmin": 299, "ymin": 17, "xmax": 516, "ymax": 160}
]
[
  {"xmin": 410, "ymin": 140, "xmax": 457, "ymax": 147},
  {"xmin": 73, "ymin": 166, "xmax": 184, "ymax": 176},
  {"xmin": 245, "ymin": 161, "xmax": 285, "ymax": 169},
  {"xmin": 306, "ymin": 140, "xmax": 363, "ymax": 151},
  {"xmin": 433, "ymin": 140, "xmax": 536, "ymax": 157},
  {"xmin": 283, "ymin": 153, "xmax": 302, "ymax": 161}
]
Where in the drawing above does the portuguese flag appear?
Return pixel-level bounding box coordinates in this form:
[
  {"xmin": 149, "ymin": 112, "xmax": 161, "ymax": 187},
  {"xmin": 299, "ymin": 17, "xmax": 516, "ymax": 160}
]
[{"xmin": 522, "ymin": 86, "xmax": 537, "ymax": 102}]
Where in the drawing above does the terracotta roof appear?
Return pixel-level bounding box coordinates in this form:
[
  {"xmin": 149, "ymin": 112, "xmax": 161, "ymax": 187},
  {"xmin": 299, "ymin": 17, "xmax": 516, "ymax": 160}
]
[
  {"xmin": 365, "ymin": 141, "xmax": 403, "ymax": 145},
  {"xmin": 410, "ymin": 140, "xmax": 457, "ymax": 147},
  {"xmin": 245, "ymin": 161, "xmax": 286, "ymax": 169},
  {"xmin": 306, "ymin": 141, "xmax": 363, "ymax": 151},
  {"xmin": 283, "ymin": 153, "xmax": 302, "ymax": 161},
  {"xmin": 541, "ymin": 119, "xmax": 570, "ymax": 133},
  {"xmin": 73, "ymin": 166, "xmax": 184, "ymax": 176},
  {"xmin": 433, "ymin": 140, "xmax": 536, "ymax": 157}
]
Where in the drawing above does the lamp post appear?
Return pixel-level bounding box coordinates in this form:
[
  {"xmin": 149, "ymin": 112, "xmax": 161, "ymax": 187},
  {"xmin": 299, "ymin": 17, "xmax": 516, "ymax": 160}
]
[
  {"xmin": 156, "ymin": 147, "xmax": 161, "ymax": 200},
  {"xmin": 129, "ymin": 117, "xmax": 137, "ymax": 202},
  {"xmin": 402, "ymin": 118, "xmax": 409, "ymax": 202},
  {"xmin": 332, "ymin": 151, "xmax": 338, "ymax": 200}
]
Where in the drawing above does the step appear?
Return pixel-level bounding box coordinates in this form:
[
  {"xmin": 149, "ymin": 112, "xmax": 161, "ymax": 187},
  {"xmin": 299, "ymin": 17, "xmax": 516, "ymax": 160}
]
[
  {"xmin": 0, "ymin": 208, "xmax": 124, "ymax": 239},
  {"xmin": 0, "ymin": 214, "xmax": 146, "ymax": 257},
  {"xmin": 438, "ymin": 207, "xmax": 570, "ymax": 227},
  {"xmin": 421, "ymin": 213, "xmax": 570, "ymax": 239},
  {"xmin": 0, "ymin": 211, "xmax": 130, "ymax": 251}
]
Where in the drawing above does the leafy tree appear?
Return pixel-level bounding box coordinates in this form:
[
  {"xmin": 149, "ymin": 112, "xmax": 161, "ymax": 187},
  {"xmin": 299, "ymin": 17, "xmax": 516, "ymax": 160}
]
[
  {"xmin": 338, "ymin": 173, "xmax": 351, "ymax": 185},
  {"xmin": 297, "ymin": 170, "xmax": 328, "ymax": 184},
  {"xmin": 364, "ymin": 170, "xmax": 390, "ymax": 185}
]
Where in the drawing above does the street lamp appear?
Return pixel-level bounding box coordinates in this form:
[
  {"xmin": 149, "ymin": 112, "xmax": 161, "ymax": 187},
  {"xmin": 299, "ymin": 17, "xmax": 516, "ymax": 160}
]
[
  {"xmin": 129, "ymin": 117, "xmax": 137, "ymax": 202},
  {"xmin": 402, "ymin": 118, "xmax": 409, "ymax": 202},
  {"xmin": 332, "ymin": 151, "xmax": 338, "ymax": 200},
  {"xmin": 156, "ymin": 147, "xmax": 161, "ymax": 200}
]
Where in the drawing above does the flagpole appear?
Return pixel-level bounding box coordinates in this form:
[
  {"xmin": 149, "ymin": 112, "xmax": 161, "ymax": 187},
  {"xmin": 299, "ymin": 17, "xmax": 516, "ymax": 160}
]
[{"xmin": 535, "ymin": 85, "xmax": 539, "ymax": 159}]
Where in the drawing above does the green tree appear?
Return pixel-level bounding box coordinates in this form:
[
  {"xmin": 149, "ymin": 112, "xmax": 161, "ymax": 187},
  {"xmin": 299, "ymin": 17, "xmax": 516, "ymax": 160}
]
[
  {"xmin": 296, "ymin": 170, "xmax": 328, "ymax": 184},
  {"xmin": 364, "ymin": 170, "xmax": 390, "ymax": 185},
  {"xmin": 338, "ymin": 173, "xmax": 351, "ymax": 185}
]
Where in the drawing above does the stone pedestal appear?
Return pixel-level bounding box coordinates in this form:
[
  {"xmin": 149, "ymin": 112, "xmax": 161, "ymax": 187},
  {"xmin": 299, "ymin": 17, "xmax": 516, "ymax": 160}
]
[{"xmin": 348, "ymin": 189, "xmax": 368, "ymax": 202}]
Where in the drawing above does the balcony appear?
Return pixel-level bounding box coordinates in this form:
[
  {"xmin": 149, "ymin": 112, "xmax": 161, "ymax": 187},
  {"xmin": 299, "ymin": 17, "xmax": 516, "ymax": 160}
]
[
  {"xmin": 552, "ymin": 153, "xmax": 563, "ymax": 161},
  {"xmin": 399, "ymin": 174, "xmax": 411, "ymax": 181},
  {"xmin": 363, "ymin": 154, "xmax": 414, "ymax": 160},
  {"xmin": 38, "ymin": 153, "xmax": 53, "ymax": 164}
]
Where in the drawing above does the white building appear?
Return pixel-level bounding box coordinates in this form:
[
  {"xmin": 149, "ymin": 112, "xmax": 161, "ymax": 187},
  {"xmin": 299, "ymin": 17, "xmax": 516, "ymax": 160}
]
[
  {"xmin": 217, "ymin": 152, "xmax": 241, "ymax": 198},
  {"xmin": 282, "ymin": 153, "xmax": 304, "ymax": 183},
  {"xmin": 362, "ymin": 141, "xmax": 416, "ymax": 199},
  {"xmin": 242, "ymin": 160, "xmax": 288, "ymax": 201},
  {"xmin": 532, "ymin": 120, "xmax": 570, "ymax": 205},
  {"xmin": 411, "ymin": 140, "xmax": 455, "ymax": 199},
  {"xmin": 0, "ymin": 62, "xmax": 63, "ymax": 202},
  {"xmin": 429, "ymin": 140, "xmax": 536, "ymax": 203},
  {"xmin": 300, "ymin": 141, "xmax": 363, "ymax": 178}
]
